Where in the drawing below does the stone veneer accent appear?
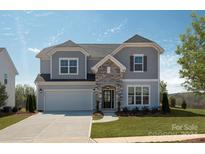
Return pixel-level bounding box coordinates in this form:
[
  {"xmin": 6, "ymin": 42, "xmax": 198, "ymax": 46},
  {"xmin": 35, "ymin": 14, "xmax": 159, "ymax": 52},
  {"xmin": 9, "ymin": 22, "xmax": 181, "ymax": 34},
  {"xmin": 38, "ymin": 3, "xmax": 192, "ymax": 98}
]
[{"xmin": 95, "ymin": 59, "xmax": 123, "ymax": 109}]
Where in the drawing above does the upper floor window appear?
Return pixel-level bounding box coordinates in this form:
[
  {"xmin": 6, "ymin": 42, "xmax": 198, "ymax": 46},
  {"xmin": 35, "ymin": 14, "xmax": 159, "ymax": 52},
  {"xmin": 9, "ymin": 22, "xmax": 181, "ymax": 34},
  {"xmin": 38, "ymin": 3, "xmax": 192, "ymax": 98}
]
[
  {"xmin": 59, "ymin": 58, "xmax": 78, "ymax": 75},
  {"xmin": 134, "ymin": 55, "xmax": 143, "ymax": 72},
  {"xmin": 4, "ymin": 74, "xmax": 8, "ymax": 85},
  {"xmin": 130, "ymin": 54, "xmax": 147, "ymax": 72}
]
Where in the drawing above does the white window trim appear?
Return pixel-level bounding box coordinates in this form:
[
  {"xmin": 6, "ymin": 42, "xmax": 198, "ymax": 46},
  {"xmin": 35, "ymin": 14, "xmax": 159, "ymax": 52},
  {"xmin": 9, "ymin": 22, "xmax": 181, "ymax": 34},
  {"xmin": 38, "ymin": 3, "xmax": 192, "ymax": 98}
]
[
  {"xmin": 133, "ymin": 54, "xmax": 144, "ymax": 72},
  {"xmin": 127, "ymin": 85, "xmax": 150, "ymax": 106},
  {"xmin": 59, "ymin": 57, "xmax": 79, "ymax": 75}
]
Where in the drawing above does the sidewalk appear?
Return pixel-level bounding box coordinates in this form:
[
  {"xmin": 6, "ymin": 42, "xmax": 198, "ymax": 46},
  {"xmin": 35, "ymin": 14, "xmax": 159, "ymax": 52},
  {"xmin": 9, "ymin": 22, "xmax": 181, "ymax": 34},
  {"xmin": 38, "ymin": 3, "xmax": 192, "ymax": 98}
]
[{"xmin": 93, "ymin": 134, "xmax": 205, "ymax": 143}]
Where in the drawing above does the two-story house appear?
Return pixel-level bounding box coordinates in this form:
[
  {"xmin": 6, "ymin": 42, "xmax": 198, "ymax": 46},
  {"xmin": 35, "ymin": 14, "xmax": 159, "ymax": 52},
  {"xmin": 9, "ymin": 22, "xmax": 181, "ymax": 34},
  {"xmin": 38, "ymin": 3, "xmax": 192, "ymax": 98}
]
[
  {"xmin": 35, "ymin": 34, "xmax": 164, "ymax": 112},
  {"xmin": 0, "ymin": 48, "xmax": 18, "ymax": 108}
]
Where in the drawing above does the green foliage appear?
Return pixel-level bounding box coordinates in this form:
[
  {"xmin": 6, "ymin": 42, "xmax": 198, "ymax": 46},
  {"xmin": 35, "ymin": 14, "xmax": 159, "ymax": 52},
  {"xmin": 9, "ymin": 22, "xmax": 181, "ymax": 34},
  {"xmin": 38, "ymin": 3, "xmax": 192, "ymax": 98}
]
[
  {"xmin": 96, "ymin": 100, "xmax": 100, "ymax": 112},
  {"xmin": 160, "ymin": 80, "xmax": 168, "ymax": 102},
  {"xmin": 0, "ymin": 82, "xmax": 8, "ymax": 107},
  {"xmin": 170, "ymin": 92, "xmax": 205, "ymax": 108},
  {"xmin": 117, "ymin": 101, "xmax": 121, "ymax": 112},
  {"xmin": 176, "ymin": 13, "xmax": 205, "ymax": 94},
  {"xmin": 181, "ymin": 99, "xmax": 187, "ymax": 109},
  {"xmin": 32, "ymin": 95, "xmax": 36, "ymax": 111},
  {"xmin": 15, "ymin": 84, "xmax": 35, "ymax": 108},
  {"xmin": 26, "ymin": 94, "xmax": 35, "ymax": 113},
  {"xmin": 169, "ymin": 96, "xmax": 176, "ymax": 107},
  {"xmin": 162, "ymin": 92, "xmax": 170, "ymax": 114}
]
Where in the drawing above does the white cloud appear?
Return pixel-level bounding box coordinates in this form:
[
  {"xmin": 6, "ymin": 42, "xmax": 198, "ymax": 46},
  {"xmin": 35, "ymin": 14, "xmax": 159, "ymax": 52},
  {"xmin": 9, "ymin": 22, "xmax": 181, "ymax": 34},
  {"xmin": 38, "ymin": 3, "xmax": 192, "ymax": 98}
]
[
  {"xmin": 160, "ymin": 52, "xmax": 186, "ymax": 94},
  {"xmin": 28, "ymin": 48, "xmax": 40, "ymax": 54},
  {"xmin": 97, "ymin": 19, "xmax": 127, "ymax": 42},
  {"xmin": 47, "ymin": 28, "xmax": 65, "ymax": 46}
]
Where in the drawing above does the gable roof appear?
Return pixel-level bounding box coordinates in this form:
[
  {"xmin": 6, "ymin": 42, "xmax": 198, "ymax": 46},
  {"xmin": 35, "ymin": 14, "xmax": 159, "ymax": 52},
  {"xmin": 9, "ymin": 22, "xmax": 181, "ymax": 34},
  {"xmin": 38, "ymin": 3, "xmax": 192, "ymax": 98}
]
[
  {"xmin": 124, "ymin": 34, "xmax": 154, "ymax": 43},
  {"xmin": 0, "ymin": 48, "xmax": 18, "ymax": 75},
  {"xmin": 79, "ymin": 44, "xmax": 120, "ymax": 58},
  {"xmin": 91, "ymin": 54, "xmax": 126, "ymax": 73},
  {"xmin": 55, "ymin": 40, "xmax": 80, "ymax": 47},
  {"xmin": 36, "ymin": 34, "xmax": 164, "ymax": 59}
]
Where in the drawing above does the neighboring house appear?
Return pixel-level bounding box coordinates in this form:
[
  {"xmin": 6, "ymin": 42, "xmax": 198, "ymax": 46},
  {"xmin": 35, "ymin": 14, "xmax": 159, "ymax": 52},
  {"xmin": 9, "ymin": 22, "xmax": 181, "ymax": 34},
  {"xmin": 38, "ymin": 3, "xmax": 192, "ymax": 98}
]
[
  {"xmin": 35, "ymin": 34, "xmax": 164, "ymax": 112},
  {"xmin": 0, "ymin": 48, "xmax": 18, "ymax": 107}
]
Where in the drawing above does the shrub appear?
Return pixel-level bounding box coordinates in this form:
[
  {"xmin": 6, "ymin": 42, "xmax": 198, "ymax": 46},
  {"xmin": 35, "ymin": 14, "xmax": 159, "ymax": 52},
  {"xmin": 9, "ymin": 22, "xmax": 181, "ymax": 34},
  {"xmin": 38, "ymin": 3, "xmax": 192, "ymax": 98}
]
[
  {"xmin": 117, "ymin": 101, "xmax": 121, "ymax": 112},
  {"xmin": 142, "ymin": 106, "xmax": 149, "ymax": 114},
  {"xmin": 12, "ymin": 107, "xmax": 18, "ymax": 113},
  {"xmin": 32, "ymin": 95, "xmax": 36, "ymax": 111},
  {"xmin": 0, "ymin": 82, "xmax": 8, "ymax": 108},
  {"xmin": 151, "ymin": 107, "xmax": 159, "ymax": 114},
  {"xmin": 169, "ymin": 96, "xmax": 176, "ymax": 107},
  {"xmin": 122, "ymin": 107, "xmax": 129, "ymax": 113},
  {"xmin": 3, "ymin": 106, "xmax": 12, "ymax": 113},
  {"xmin": 131, "ymin": 107, "xmax": 139, "ymax": 115},
  {"xmin": 181, "ymin": 100, "xmax": 187, "ymax": 109},
  {"xmin": 162, "ymin": 92, "xmax": 170, "ymax": 114},
  {"xmin": 96, "ymin": 100, "xmax": 100, "ymax": 112},
  {"xmin": 26, "ymin": 94, "xmax": 35, "ymax": 113}
]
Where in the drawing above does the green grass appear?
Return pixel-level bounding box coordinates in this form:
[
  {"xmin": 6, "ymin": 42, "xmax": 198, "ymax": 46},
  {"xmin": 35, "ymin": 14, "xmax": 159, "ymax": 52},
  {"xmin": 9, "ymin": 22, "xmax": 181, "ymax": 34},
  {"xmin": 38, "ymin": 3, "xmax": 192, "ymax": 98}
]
[
  {"xmin": 91, "ymin": 108, "xmax": 205, "ymax": 138},
  {"xmin": 0, "ymin": 114, "xmax": 31, "ymax": 130}
]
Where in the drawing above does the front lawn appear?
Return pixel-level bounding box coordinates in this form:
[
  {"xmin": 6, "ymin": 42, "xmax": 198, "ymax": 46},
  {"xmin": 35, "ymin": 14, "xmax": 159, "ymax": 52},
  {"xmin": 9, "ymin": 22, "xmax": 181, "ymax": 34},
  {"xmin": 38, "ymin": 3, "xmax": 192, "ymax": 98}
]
[
  {"xmin": 0, "ymin": 113, "xmax": 32, "ymax": 130},
  {"xmin": 91, "ymin": 108, "xmax": 205, "ymax": 138}
]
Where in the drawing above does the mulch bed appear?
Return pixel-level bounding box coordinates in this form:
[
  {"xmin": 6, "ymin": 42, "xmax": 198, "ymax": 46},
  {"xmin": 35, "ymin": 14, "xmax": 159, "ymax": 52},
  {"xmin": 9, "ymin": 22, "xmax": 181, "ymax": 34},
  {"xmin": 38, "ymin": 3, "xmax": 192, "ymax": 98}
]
[
  {"xmin": 93, "ymin": 111, "xmax": 104, "ymax": 117},
  {"xmin": 182, "ymin": 138, "xmax": 205, "ymax": 143}
]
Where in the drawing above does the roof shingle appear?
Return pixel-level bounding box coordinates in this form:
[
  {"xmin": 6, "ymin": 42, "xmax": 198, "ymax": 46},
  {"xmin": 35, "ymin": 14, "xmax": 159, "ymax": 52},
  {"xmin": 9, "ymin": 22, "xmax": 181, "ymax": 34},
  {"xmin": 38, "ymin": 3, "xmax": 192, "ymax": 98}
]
[{"xmin": 124, "ymin": 34, "xmax": 153, "ymax": 43}]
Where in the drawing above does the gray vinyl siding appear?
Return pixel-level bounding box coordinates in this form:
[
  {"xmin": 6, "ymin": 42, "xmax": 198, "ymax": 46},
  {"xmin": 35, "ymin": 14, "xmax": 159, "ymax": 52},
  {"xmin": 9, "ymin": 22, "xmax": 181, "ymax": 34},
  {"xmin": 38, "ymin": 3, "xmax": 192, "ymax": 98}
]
[
  {"xmin": 40, "ymin": 60, "xmax": 50, "ymax": 74},
  {"xmin": 122, "ymin": 80, "xmax": 160, "ymax": 109},
  {"xmin": 114, "ymin": 47, "xmax": 159, "ymax": 79},
  {"xmin": 37, "ymin": 84, "xmax": 95, "ymax": 111},
  {"xmin": 52, "ymin": 51, "xmax": 86, "ymax": 79}
]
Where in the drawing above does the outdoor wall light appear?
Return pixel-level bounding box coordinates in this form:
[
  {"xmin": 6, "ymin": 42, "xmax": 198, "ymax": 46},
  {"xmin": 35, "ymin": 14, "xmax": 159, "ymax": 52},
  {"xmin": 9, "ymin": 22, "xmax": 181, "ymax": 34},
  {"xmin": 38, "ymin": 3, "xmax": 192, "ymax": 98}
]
[{"xmin": 39, "ymin": 88, "xmax": 43, "ymax": 93}]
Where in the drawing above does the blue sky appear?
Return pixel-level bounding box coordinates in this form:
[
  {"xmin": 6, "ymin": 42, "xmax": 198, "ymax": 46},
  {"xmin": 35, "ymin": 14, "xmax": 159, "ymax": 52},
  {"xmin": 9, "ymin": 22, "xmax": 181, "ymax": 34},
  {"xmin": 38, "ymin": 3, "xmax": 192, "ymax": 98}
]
[{"xmin": 0, "ymin": 10, "xmax": 205, "ymax": 93}]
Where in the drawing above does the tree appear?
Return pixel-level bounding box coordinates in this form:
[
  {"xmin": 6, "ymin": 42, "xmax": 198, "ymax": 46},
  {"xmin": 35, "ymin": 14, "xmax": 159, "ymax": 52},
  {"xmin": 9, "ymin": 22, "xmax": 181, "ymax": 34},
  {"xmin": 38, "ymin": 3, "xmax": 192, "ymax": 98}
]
[
  {"xmin": 162, "ymin": 92, "xmax": 170, "ymax": 114},
  {"xmin": 32, "ymin": 95, "xmax": 36, "ymax": 111},
  {"xmin": 181, "ymin": 99, "xmax": 187, "ymax": 109},
  {"xmin": 169, "ymin": 96, "xmax": 176, "ymax": 107},
  {"xmin": 176, "ymin": 13, "xmax": 205, "ymax": 94},
  {"xmin": 15, "ymin": 84, "xmax": 25, "ymax": 108},
  {"xmin": 160, "ymin": 80, "xmax": 168, "ymax": 102},
  {"xmin": 15, "ymin": 84, "xmax": 35, "ymax": 109},
  {"xmin": 0, "ymin": 82, "xmax": 8, "ymax": 107},
  {"xmin": 26, "ymin": 94, "xmax": 35, "ymax": 113}
]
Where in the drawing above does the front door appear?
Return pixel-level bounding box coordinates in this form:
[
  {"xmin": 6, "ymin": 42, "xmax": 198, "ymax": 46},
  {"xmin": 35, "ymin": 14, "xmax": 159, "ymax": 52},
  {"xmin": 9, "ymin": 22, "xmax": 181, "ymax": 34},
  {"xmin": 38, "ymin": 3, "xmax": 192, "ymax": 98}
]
[{"xmin": 103, "ymin": 90, "xmax": 114, "ymax": 108}]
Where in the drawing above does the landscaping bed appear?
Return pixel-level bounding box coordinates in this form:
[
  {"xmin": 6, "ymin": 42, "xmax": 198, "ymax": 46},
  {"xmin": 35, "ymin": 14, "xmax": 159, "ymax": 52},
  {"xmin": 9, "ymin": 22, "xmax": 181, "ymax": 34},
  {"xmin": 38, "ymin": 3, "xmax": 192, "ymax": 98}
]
[
  {"xmin": 93, "ymin": 111, "xmax": 104, "ymax": 120},
  {"xmin": 91, "ymin": 108, "xmax": 205, "ymax": 138}
]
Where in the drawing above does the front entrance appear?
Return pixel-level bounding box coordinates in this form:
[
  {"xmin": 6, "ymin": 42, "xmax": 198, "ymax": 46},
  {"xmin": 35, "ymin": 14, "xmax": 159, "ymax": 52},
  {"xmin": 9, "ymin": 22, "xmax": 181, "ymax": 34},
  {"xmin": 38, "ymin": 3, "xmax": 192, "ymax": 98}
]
[{"xmin": 102, "ymin": 89, "xmax": 114, "ymax": 108}]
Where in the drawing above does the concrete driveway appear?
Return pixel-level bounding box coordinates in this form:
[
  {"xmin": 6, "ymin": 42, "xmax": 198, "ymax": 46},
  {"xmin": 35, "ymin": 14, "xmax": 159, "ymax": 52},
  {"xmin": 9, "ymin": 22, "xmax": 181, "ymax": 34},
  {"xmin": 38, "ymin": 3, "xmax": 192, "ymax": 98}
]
[{"xmin": 0, "ymin": 111, "xmax": 92, "ymax": 143}]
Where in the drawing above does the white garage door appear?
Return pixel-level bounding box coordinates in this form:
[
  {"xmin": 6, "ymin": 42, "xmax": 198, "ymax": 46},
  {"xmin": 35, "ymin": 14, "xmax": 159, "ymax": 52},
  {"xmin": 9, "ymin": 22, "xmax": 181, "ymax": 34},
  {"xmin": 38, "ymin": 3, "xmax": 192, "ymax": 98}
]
[{"xmin": 45, "ymin": 89, "xmax": 93, "ymax": 111}]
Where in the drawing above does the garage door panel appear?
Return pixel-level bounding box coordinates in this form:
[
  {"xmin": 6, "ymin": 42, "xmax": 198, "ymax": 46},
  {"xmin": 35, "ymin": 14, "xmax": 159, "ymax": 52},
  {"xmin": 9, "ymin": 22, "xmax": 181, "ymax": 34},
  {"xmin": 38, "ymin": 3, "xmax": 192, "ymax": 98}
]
[{"xmin": 45, "ymin": 90, "xmax": 92, "ymax": 111}]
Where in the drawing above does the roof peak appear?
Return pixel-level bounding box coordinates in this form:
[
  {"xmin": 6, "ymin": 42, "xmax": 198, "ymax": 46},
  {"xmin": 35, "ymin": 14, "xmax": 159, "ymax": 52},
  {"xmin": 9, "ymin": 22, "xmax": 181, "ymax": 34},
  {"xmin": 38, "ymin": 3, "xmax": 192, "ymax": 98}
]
[
  {"xmin": 57, "ymin": 40, "xmax": 79, "ymax": 47},
  {"xmin": 124, "ymin": 34, "xmax": 153, "ymax": 43}
]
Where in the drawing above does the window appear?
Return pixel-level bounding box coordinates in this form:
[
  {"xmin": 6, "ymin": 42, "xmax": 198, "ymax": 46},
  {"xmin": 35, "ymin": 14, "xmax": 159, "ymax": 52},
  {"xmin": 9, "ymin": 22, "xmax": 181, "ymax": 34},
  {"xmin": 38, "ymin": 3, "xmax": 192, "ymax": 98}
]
[
  {"xmin": 134, "ymin": 55, "xmax": 143, "ymax": 72},
  {"xmin": 128, "ymin": 87, "xmax": 134, "ymax": 105},
  {"xmin": 127, "ymin": 86, "xmax": 150, "ymax": 105},
  {"xmin": 4, "ymin": 74, "xmax": 8, "ymax": 85},
  {"xmin": 107, "ymin": 67, "xmax": 111, "ymax": 74},
  {"xmin": 59, "ymin": 58, "xmax": 78, "ymax": 75}
]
